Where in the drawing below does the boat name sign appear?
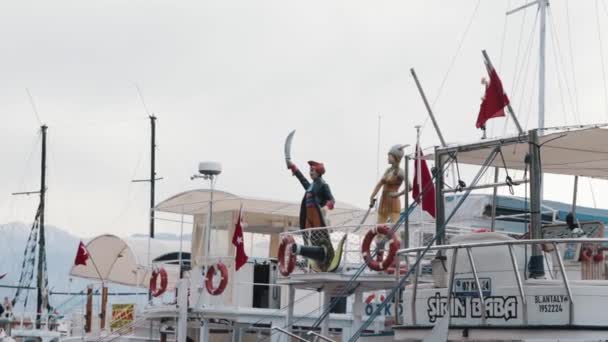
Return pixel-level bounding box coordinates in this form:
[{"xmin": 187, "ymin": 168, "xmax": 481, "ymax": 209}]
[{"xmin": 427, "ymin": 292, "xmax": 518, "ymax": 323}]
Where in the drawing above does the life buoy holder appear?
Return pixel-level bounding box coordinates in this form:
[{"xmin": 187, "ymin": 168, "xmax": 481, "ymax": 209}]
[
  {"xmin": 361, "ymin": 225, "xmax": 400, "ymax": 271},
  {"xmin": 150, "ymin": 267, "xmax": 168, "ymax": 297},
  {"xmin": 278, "ymin": 235, "xmax": 296, "ymax": 276},
  {"xmin": 205, "ymin": 262, "xmax": 229, "ymax": 296}
]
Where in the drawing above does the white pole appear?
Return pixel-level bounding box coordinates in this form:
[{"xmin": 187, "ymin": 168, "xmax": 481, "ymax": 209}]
[
  {"xmin": 204, "ymin": 176, "xmax": 215, "ymax": 306},
  {"xmin": 376, "ymin": 115, "xmax": 382, "ymax": 182},
  {"xmin": 205, "ymin": 177, "xmax": 215, "ymax": 259},
  {"xmin": 538, "ymin": 0, "xmax": 547, "ymax": 131},
  {"xmin": 415, "ymin": 125, "xmax": 423, "ymax": 247},
  {"xmin": 179, "ymin": 209, "xmax": 184, "ymax": 277}
]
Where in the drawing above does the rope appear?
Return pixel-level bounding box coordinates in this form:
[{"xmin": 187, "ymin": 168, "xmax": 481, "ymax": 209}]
[
  {"xmin": 564, "ymin": 1, "xmax": 581, "ymax": 119},
  {"xmin": 495, "ymin": 0, "xmax": 512, "ymax": 138},
  {"xmin": 548, "ymin": 8, "xmax": 579, "ymax": 125},
  {"xmin": 453, "ymin": 157, "xmax": 466, "ymax": 192},
  {"xmin": 595, "ymin": 0, "xmax": 608, "ymax": 119},
  {"xmin": 13, "ymin": 204, "xmax": 42, "ymax": 309},
  {"xmin": 514, "ymin": 9, "xmax": 540, "ymax": 120},
  {"xmin": 497, "ymin": 149, "xmax": 516, "ymax": 195},
  {"xmin": 422, "ymin": 0, "xmax": 482, "ymax": 133}
]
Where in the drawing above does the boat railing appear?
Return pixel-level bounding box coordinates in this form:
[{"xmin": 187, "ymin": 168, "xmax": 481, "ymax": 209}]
[
  {"xmin": 397, "ymin": 237, "xmax": 608, "ymax": 326},
  {"xmin": 278, "ymin": 223, "xmax": 517, "ymax": 275}
]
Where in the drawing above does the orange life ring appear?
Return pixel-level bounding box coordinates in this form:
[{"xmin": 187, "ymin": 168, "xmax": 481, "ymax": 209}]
[
  {"xmin": 205, "ymin": 262, "xmax": 229, "ymax": 296},
  {"xmin": 278, "ymin": 235, "xmax": 296, "ymax": 276},
  {"xmin": 361, "ymin": 225, "xmax": 400, "ymax": 271},
  {"xmin": 150, "ymin": 267, "xmax": 168, "ymax": 297}
]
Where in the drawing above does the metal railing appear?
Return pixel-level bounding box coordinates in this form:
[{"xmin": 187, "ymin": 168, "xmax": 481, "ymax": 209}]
[
  {"xmin": 279, "ymin": 222, "xmax": 517, "ymax": 276},
  {"xmin": 398, "ymin": 237, "xmax": 608, "ymax": 326}
]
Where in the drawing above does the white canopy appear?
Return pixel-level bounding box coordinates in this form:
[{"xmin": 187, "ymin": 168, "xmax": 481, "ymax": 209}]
[
  {"xmin": 154, "ymin": 189, "xmax": 368, "ymax": 227},
  {"xmin": 432, "ymin": 126, "xmax": 608, "ymax": 180},
  {"xmin": 70, "ymin": 235, "xmax": 189, "ymax": 288}
]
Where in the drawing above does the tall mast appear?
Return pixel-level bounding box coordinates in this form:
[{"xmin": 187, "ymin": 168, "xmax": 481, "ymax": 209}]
[
  {"xmin": 149, "ymin": 115, "xmax": 156, "ymax": 239},
  {"xmin": 133, "ymin": 115, "xmax": 161, "ymax": 239},
  {"xmin": 506, "ymin": 0, "xmax": 549, "ymax": 131},
  {"xmin": 36, "ymin": 124, "xmax": 47, "ymax": 328},
  {"xmin": 538, "ymin": 0, "xmax": 548, "ymax": 130}
]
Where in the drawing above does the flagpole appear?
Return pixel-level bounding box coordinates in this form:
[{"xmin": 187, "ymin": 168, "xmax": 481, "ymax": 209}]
[{"xmin": 415, "ymin": 125, "xmax": 423, "ymax": 247}]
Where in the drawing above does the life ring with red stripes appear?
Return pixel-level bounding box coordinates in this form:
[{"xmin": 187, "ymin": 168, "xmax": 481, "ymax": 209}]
[
  {"xmin": 593, "ymin": 251, "xmax": 604, "ymax": 263},
  {"xmin": 205, "ymin": 262, "xmax": 229, "ymax": 296},
  {"xmin": 278, "ymin": 235, "xmax": 296, "ymax": 276},
  {"xmin": 580, "ymin": 247, "xmax": 593, "ymax": 262},
  {"xmin": 150, "ymin": 267, "xmax": 168, "ymax": 297},
  {"xmin": 361, "ymin": 225, "xmax": 400, "ymax": 271}
]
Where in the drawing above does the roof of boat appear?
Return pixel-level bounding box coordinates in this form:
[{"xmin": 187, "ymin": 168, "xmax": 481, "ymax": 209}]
[
  {"xmin": 154, "ymin": 189, "xmax": 368, "ymax": 226},
  {"xmin": 428, "ymin": 125, "xmax": 608, "ymax": 179}
]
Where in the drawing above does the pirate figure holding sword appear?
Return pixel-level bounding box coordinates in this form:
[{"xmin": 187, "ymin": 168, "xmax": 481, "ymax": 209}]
[{"xmin": 284, "ymin": 130, "xmax": 345, "ymax": 272}]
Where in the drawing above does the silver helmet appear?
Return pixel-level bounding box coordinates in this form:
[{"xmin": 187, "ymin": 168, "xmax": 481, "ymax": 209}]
[{"xmin": 388, "ymin": 144, "xmax": 409, "ymax": 161}]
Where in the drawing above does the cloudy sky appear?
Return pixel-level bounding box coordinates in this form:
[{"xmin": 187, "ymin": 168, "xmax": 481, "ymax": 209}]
[{"xmin": 1, "ymin": 0, "xmax": 607, "ymax": 238}]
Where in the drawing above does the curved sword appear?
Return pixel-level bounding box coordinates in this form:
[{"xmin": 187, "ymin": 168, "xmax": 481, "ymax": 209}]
[{"xmin": 284, "ymin": 130, "xmax": 296, "ymax": 168}]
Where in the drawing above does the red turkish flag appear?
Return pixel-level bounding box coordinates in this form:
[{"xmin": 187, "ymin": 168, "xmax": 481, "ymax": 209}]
[
  {"xmin": 74, "ymin": 241, "xmax": 89, "ymax": 266},
  {"xmin": 232, "ymin": 206, "xmax": 249, "ymax": 271},
  {"xmin": 476, "ymin": 65, "xmax": 509, "ymax": 129},
  {"xmin": 412, "ymin": 146, "xmax": 436, "ymax": 218}
]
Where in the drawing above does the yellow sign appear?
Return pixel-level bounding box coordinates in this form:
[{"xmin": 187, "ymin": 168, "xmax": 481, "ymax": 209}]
[{"xmin": 110, "ymin": 304, "xmax": 134, "ymax": 332}]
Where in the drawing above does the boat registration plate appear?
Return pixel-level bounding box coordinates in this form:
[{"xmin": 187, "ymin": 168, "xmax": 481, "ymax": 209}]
[{"xmin": 453, "ymin": 277, "xmax": 491, "ymax": 297}]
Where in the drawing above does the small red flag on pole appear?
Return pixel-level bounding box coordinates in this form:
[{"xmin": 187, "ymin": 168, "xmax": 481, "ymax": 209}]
[
  {"xmin": 74, "ymin": 241, "xmax": 89, "ymax": 266},
  {"xmin": 412, "ymin": 145, "xmax": 436, "ymax": 218},
  {"xmin": 476, "ymin": 64, "xmax": 510, "ymax": 130},
  {"xmin": 232, "ymin": 205, "xmax": 249, "ymax": 271}
]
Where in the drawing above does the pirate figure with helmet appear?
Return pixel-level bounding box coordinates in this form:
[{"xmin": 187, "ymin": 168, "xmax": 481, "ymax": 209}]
[
  {"xmin": 370, "ymin": 144, "xmax": 410, "ymax": 224},
  {"xmin": 284, "ymin": 130, "xmax": 345, "ymax": 272}
]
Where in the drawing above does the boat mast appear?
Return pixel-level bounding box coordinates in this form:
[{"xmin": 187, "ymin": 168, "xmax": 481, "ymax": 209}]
[
  {"xmin": 149, "ymin": 115, "xmax": 157, "ymax": 239},
  {"xmin": 538, "ymin": 0, "xmax": 548, "ymax": 130},
  {"xmin": 133, "ymin": 115, "xmax": 161, "ymax": 239},
  {"xmin": 36, "ymin": 124, "xmax": 47, "ymax": 328}
]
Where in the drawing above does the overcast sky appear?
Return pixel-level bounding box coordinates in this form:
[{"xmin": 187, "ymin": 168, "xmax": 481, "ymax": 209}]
[{"xmin": 1, "ymin": 1, "xmax": 607, "ymax": 238}]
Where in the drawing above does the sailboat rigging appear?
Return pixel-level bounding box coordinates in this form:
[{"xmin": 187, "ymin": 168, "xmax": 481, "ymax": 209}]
[{"xmin": 11, "ymin": 125, "xmax": 52, "ymax": 328}]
